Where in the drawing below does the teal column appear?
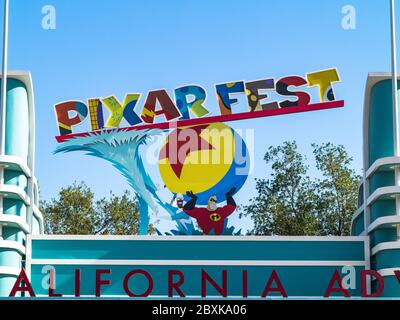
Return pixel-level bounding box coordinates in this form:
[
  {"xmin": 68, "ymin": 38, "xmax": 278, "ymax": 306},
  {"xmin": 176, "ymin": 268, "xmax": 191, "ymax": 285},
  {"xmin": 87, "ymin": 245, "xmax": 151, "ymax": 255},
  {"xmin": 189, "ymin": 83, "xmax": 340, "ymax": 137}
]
[
  {"xmin": 0, "ymin": 74, "xmax": 43, "ymax": 297},
  {"xmin": 352, "ymin": 75, "xmax": 400, "ymax": 297}
]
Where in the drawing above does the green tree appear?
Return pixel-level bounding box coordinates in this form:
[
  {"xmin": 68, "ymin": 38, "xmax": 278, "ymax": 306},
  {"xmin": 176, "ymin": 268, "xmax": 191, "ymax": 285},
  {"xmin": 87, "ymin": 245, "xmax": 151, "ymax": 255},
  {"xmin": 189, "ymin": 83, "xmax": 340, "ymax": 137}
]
[
  {"xmin": 240, "ymin": 141, "xmax": 319, "ymax": 235},
  {"xmin": 41, "ymin": 182, "xmax": 155, "ymax": 235},
  {"xmin": 312, "ymin": 143, "xmax": 361, "ymax": 236},
  {"xmin": 241, "ymin": 141, "xmax": 360, "ymax": 236}
]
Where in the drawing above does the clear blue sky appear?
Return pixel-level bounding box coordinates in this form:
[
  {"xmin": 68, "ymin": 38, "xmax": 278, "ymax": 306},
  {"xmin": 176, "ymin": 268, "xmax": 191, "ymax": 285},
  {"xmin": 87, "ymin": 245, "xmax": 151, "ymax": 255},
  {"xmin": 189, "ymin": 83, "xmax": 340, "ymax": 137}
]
[{"xmin": 4, "ymin": 0, "xmax": 396, "ymax": 232}]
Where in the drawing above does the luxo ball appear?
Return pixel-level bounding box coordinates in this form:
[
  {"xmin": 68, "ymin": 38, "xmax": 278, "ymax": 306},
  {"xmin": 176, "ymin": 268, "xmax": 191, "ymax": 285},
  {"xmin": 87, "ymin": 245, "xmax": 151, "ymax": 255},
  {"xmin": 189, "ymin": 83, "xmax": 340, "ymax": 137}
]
[{"xmin": 158, "ymin": 123, "xmax": 249, "ymax": 205}]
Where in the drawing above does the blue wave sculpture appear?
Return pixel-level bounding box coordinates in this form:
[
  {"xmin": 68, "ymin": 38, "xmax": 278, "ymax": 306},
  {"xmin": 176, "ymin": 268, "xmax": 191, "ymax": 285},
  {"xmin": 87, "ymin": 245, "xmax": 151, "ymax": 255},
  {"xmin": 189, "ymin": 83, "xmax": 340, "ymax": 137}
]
[
  {"xmin": 55, "ymin": 129, "xmax": 169, "ymax": 234},
  {"xmin": 54, "ymin": 128, "xmax": 237, "ymax": 235}
]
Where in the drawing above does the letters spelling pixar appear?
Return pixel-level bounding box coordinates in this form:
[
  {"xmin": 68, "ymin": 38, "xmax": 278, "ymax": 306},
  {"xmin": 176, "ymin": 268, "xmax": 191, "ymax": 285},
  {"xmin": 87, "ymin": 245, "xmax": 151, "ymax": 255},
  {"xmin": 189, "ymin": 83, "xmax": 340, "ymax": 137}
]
[{"xmin": 54, "ymin": 68, "xmax": 340, "ymax": 137}]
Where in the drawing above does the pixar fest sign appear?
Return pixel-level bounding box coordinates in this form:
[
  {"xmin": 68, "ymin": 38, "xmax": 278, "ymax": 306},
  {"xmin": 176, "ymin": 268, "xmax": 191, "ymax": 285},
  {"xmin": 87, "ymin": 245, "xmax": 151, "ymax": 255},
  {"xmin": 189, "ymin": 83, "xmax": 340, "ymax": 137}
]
[
  {"xmin": 54, "ymin": 68, "xmax": 342, "ymax": 137},
  {"xmin": 53, "ymin": 68, "xmax": 343, "ymax": 236}
]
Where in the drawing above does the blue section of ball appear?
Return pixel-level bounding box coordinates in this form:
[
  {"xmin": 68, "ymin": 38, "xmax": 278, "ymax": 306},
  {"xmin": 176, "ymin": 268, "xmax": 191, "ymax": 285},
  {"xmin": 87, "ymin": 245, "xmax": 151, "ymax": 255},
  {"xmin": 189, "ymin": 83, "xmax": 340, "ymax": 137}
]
[{"xmin": 184, "ymin": 128, "xmax": 249, "ymax": 205}]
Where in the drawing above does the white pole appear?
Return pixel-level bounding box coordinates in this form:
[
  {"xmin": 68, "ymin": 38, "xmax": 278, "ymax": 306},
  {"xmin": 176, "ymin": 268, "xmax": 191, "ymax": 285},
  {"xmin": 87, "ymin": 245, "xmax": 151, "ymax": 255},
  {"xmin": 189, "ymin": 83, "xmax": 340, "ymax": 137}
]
[
  {"xmin": 0, "ymin": 0, "xmax": 8, "ymax": 156},
  {"xmin": 392, "ymin": 0, "xmax": 399, "ymax": 154},
  {"xmin": 0, "ymin": 0, "xmax": 9, "ymax": 240}
]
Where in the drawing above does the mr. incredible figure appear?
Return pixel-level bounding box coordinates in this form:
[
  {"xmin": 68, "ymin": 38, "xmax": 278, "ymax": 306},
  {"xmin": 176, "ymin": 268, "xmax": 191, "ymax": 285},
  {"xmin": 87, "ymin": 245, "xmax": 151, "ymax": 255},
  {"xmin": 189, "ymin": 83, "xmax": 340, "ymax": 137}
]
[{"xmin": 183, "ymin": 187, "xmax": 237, "ymax": 235}]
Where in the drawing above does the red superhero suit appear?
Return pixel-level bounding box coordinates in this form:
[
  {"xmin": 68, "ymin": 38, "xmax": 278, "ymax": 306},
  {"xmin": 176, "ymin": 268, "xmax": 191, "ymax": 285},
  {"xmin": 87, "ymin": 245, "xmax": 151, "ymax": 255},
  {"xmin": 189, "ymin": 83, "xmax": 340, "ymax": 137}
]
[{"xmin": 183, "ymin": 188, "xmax": 237, "ymax": 235}]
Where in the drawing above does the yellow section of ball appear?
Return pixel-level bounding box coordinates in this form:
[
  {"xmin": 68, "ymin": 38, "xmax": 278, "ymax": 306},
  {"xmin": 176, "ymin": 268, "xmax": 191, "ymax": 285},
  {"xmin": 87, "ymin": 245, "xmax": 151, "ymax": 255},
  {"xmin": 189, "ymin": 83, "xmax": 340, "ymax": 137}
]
[{"xmin": 158, "ymin": 123, "xmax": 234, "ymax": 194}]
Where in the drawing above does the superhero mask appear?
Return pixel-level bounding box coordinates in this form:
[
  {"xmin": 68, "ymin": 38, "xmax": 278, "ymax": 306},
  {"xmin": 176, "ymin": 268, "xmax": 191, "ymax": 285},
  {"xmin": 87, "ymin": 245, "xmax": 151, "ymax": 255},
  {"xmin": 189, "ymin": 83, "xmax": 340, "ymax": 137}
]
[
  {"xmin": 176, "ymin": 193, "xmax": 184, "ymax": 209},
  {"xmin": 207, "ymin": 196, "xmax": 217, "ymax": 211}
]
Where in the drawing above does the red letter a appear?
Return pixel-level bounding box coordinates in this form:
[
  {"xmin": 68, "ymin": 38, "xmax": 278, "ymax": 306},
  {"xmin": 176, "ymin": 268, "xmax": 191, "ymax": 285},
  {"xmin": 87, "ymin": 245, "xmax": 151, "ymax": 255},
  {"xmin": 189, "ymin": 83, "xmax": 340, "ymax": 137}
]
[
  {"xmin": 9, "ymin": 269, "xmax": 35, "ymax": 297},
  {"xmin": 324, "ymin": 270, "xmax": 350, "ymax": 298},
  {"xmin": 261, "ymin": 270, "xmax": 288, "ymax": 298}
]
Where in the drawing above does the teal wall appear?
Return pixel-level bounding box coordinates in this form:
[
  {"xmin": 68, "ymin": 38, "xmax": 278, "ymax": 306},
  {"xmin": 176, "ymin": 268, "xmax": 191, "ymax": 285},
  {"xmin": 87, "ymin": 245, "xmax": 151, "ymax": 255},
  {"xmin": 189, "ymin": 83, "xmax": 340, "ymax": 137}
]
[
  {"xmin": 30, "ymin": 264, "xmax": 366, "ymax": 298},
  {"xmin": 30, "ymin": 239, "xmax": 366, "ymax": 261},
  {"xmin": 28, "ymin": 237, "xmax": 368, "ymax": 298},
  {"xmin": 352, "ymin": 213, "xmax": 364, "ymax": 236},
  {"xmin": 368, "ymin": 79, "xmax": 396, "ymax": 167},
  {"xmin": 4, "ymin": 79, "xmax": 29, "ymax": 162}
]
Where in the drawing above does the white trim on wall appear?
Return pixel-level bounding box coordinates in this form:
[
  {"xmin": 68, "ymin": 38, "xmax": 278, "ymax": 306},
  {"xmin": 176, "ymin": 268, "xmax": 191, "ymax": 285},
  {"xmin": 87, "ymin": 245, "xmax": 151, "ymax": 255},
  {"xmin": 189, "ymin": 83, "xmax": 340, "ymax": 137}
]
[
  {"xmin": 366, "ymin": 186, "xmax": 400, "ymax": 207},
  {"xmin": 366, "ymin": 156, "xmax": 400, "ymax": 179},
  {"xmin": 0, "ymin": 155, "xmax": 31, "ymax": 177},
  {"xmin": 27, "ymin": 235, "xmax": 369, "ymax": 242},
  {"xmin": 29, "ymin": 259, "xmax": 368, "ymax": 267},
  {"xmin": 0, "ymin": 184, "xmax": 30, "ymax": 206},
  {"xmin": 25, "ymin": 234, "xmax": 31, "ymax": 277},
  {"xmin": 364, "ymin": 236, "xmax": 371, "ymax": 294},
  {"xmin": 0, "ymin": 214, "xmax": 29, "ymax": 233},
  {"xmin": 368, "ymin": 215, "xmax": 400, "ymax": 234},
  {"xmin": 0, "ymin": 240, "xmax": 24, "ymax": 255},
  {"xmin": 371, "ymin": 241, "xmax": 400, "ymax": 256},
  {"xmin": 377, "ymin": 267, "xmax": 400, "ymax": 277},
  {"xmin": 0, "ymin": 266, "xmax": 20, "ymax": 277}
]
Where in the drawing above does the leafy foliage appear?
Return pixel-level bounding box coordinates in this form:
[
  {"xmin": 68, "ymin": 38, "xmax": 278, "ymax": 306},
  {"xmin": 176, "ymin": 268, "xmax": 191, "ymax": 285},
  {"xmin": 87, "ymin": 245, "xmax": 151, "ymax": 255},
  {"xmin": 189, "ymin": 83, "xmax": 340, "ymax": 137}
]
[
  {"xmin": 241, "ymin": 142, "xmax": 360, "ymax": 236},
  {"xmin": 312, "ymin": 143, "xmax": 361, "ymax": 235},
  {"xmin": 41, "ymin": 182, "xmax": 155, "ymax": 235}
]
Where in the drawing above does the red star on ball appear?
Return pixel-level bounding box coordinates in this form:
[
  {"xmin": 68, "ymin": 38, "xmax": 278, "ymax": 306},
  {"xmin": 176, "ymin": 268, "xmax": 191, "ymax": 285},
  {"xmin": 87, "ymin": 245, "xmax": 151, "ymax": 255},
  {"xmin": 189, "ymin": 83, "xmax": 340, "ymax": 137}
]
[{"xmin": 159, "ymin": 125, "xmax": 215, "ymax": 178}]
